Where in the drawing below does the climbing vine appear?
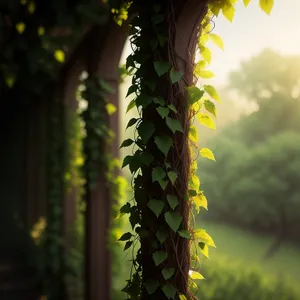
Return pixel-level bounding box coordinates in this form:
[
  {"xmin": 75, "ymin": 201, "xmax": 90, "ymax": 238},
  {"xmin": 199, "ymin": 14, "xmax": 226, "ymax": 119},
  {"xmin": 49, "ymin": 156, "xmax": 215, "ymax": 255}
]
[{"xmin": 119, "ymin": 0, "xmax": 274, "ymax": 299}]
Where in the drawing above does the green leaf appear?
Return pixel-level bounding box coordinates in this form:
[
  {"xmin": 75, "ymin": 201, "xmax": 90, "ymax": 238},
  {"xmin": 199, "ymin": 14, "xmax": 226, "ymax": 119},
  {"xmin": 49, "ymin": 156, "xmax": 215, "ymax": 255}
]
[
  {"xmin": 159, "ymin": 179, "xmax": 168, "ymax": 190},
  {"xmin": 145, "ymin": 279, "xmax": 159, "ymax": 295},
  {"xmin": 157, "ymin": 107, "xmax": 170, "ymax": 118},
  {"xmin": 190, "ymin": 271, "xmax": 205, "ymax": 280},
  {"xmin": 200, "ymin": 148, "xmax": 216, "ymax": 161},
  {"xmin": 178, "ymin": 230, "xmax": 191, "ymax": 239},
  {"xmin": 126, "ymin": 85, "xmax": 138, "ymax": 97},
  {"xmin": 166, "ymin": 117, "xmax": 183, "ymax": 134},
  {"xmin": 158, "ymin": 34, "xmax": 168, "ymax": 46},
  {"xmin": 126, "ymin": 118, "xmax": 138, "ymax": 129},
  {"xmin": 187, "ymin": 86, "xmax": 204, "ymax": 106},
  {"xmin": 168, "ymin": 104, "xmax": 178, "ymax": 113},
  {"xmin": 120, "ymin": 139, "xmax": 134, "ymax": 148},
  {"xmin": 151, "ymin": 14, "xmax": 164, "ymax": 25},
  {"xmin": 122, "ymin": 155, "xmax": 132, "ymax": 168},
  {"xmin": 147, "ymin": 199, "xmax": 164, "ymax": 217},
  {"xmin": 194, "ymin": 229, "xmax": 216, "ymax": 247},
  {"xmin": 153, "ymin": 251, "xmax": 167, "ymax": 266},
  {"xmin": 165, "ymin": 211, "xmax": 182, "ymax": 232},
  {"xmin": 124, "ymin": 241, "xmax": 133, "ymax": 251},
  {"xmin": 152, "ymin": 167, "xmax": 166, "ymax": 182},
  {"xmin": 203, "ymin": 85, "xmax": 220, "ymax": 102},
  {"xmin": 145, "ymin": 79, "xmax": 156, "ymax": 91},
  {"xmin": 118, "ymin": 232, "xmax": 132, "ymax": 241},
  {"xmin": 155, "ymin": 136, "xmax": 173, "ymax": 156},
  {"xmin": 136, "ymin": 94, "xmax": 153, "ymax": 108},
  {"xmin": 140, "ymin": 152, "xmax": 154, "ymax": 166},
  {"xmin": 197, "ymin": 113, "xmax": 216, "ymax": 130},
  {"xmin": 126, "ymin": 99, "xmax": 136, "ymax": 113},
  {"xmin": 120, "ymin": 203, "xmax": 131, "ymax": 214},
  {"xmin": 153, "ymin": 96, "xmax": 165, "ymax": 106},
  {"xmin": 167, "ymin": 195, "xmax": 179, "ymax": 210},
  {"xmin": 204, "ymin": 99, "xmax": 216, "ymax": 117},
  {"xmin": 156, "ymin": 229, "xmax": 168, "ymax": 243},
  {"xmin": 167, "ymin": 171, "xmax": 178, "ymax": 185},
  {"xmin": 189, "ymin": 126, "xmax": 198, "ymax": 143},
  {"xmin": 162, "ymin": 283, "xmax": 176, "ymax": 299},
  {"xmin": 162, "ymin": 268, "xmax": 175, "ymax": 280},
  {"xmin": 154, "ymin": 61, "xmax": 171, "ymax": 77},
  {"xmin": 209, "ymin": 33, "xmax": 224, "ymax": 50},
  {"xmin": 170, "ymin": 68, "xmax": 183, "ymax": 84},
  {"xmin": 138, "ymin": 121, "xmax": 155, "ymax": 143},
  {"xmin": 259, "ymin": 0, "xmax": 274, "ymax": 14}
]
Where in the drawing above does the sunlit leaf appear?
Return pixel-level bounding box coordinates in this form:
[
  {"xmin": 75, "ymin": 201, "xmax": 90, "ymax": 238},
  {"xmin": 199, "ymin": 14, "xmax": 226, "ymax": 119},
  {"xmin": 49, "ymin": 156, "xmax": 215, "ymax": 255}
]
[
  {"xmin": 199, "ymin": 242, "xmax": 210, "ymax": 258},
  {"xmin": 196, "ymin": 112, "xmax": 216, "ymax": 130},
  {"xmin": 54, "ymin": 50, "xmax": 65, "ymax": 63},
  {"xmin": 187, "ymin": 86, "xmax": 204, "ymax": 106},
  {"xmin": 243, "ymin": 0, "xmax": 251, "ymax": 6},
  {"xmin": 179, "ymin": 294, "xmax": 187, "ymax": 300},
  {"xmin": 194, "ymin": 193, "xmax": 208, "ymax": 211},
  {"xmin": 106, "ymin": 103, "xmax": 117, "ymax": 115},
  {"xmin": 203, "ymin": 85, "xmax": 220, "ymax": 102},
  {"xmin": 259, "ymin": 0, "xmax": 274, "ymax": 15},
  {"xmin": 204, "ymin": 99, "xmax": 217, "ymax": 117},
  {"xmin": 16, "ymin": 22, "xmax": 26, "ymax": 34},
  {"xmin": 194, "ymin": 229, "xmax": 216, "ymax": 247},
  {"xmin": 222, "ymin": 2, "xmax": 235, "ymax": 22},
  {"xmin": 209, "ymin": 33, "xmax": 224, "ymax": 50},
  {"xmin": 189, "ymin": 126, "xmax": 198, "ymax": 143},
  {"xmin": 200, "ymin": 148, "xmax": 216, "ymax": 161},
  {"xmin": 200, "ymin": 46, "xmax": 212, "ymax": 64},
  {"xmin": 126, "ymin": 99, "xmax": 136, "ymax": 113},
  {"xmin": 190, "ymin": 271, "xmax": 205, "ymax": 280},
  {"xmin": 199, "ymin": 70, "xmax": 215, "ymax": 79}
]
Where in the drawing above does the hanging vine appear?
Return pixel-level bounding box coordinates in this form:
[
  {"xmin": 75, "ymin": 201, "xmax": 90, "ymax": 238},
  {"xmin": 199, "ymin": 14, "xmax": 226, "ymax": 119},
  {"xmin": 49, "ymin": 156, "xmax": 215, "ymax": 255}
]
[{"xmin": 119, "ymin": 0, "xmax": 275, "ymax": 299}]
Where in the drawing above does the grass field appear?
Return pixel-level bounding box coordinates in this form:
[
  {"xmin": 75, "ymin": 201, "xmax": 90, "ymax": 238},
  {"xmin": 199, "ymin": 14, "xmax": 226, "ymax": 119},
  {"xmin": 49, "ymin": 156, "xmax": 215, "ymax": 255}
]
[{"xmin": 113, "ymin": 218, "xmax": 300, "ymax": 292}]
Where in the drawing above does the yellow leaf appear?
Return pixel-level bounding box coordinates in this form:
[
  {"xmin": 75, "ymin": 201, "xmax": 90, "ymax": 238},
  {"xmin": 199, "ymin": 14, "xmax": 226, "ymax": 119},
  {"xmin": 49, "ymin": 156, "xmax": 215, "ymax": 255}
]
[
  {"xmin": 222, "ymin": 2, "xmax": 235, "ymax": 22},
  {"xmin": 203, "ymin": 85, "xmax": 220, "ymax": 102},
  {"xmin": 16, "ymin": 22, "xmax": 26, "ymax": 34},
  {"xmin": 209, "ymin": 33, "xmax": 224, "ymax": 50},
  {"xmin": 199, "ymin": 46, "xmax": 212, "ymax": 64},
  {"xmin": 189, "ymin": 125, "xmax": 198, "ymax": 143},
  {"xmin": 194, "ymin": 193, "xmax": 208, "ymax": 211},
  {"xmin": 194, "ymin": 229, "xmax": 216, "ymax": 248},
  {"xmin": 28, "ymin": 1, "xmax": 36, "ymax": 14},
  {"xmin": 54, "ymin": 50, "xmax": 65, "ymax": 63},
  {"xmin": 200, "ymin": 148, "xmax": 216, "ymax": 161},
  {"xmin": 259, "ymin": 0, "xmax": 274, "ymax": 15},
  {"xmin": 179, "ymin": 295, "xmax": 187, "ymax": 300},
  {"xmin": 190, "ymin": 160, "xmax": 198, "ymax": 173},
  {"xmin": 199, "ymin": 70, "xmax": 215, "ymax": 79},
  {"xmin": 106, "ymin": 103, "xmax": 117, "ymax": 115},
  {"xmin": 37, "ymin": 26, "xmax": 45, "ymax": 36},
  {"xmin": 200, "ymin": 243, "xmax": 210, "ymax": 258},
  {"xmin": 190, "ymin": 175, "xmax": 200, "ymax": 191},
  {"xmin": 5, "ymin": 75, "xmax": 15, "ymax": 88},
  {"xmin": 243, "ymin": 0, "xmax": 251, "ymax": 6},
  {"xmin": 190, "ymin": 271, "xmax": 205, "ymax": 280},
  {"xmin": 194, "ymin": 60, "xmax": 206, "ymax": 77},
  {"xmin": 196, "ymin": 112, "xmax": 216, "ymax": 130}
]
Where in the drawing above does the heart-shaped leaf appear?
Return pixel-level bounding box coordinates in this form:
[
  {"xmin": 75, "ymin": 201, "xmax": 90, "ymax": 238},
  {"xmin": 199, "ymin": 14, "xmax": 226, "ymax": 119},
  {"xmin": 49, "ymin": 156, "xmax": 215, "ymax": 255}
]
[
  {"xmin": 170, "ymin": 68, "xmax": 183, "ymax": 84},
  {"xmin": 138, "ymin": 121, "xmax": 155, "ymax": 143},
  {"xmin": 154, "ymin": 61, "xmax": 171, "ymax": 77},
  {"xmin": 167, "ymin": 171, "xmax": 178, "ymax": 185},
  {"xmin": 162, "ymin": 268, "xmax": 175, "ymax": 280},
  {"xmin": 178, "ymin": 230, "xmax": 191, "ymax": 239},
  {"xmin": 162, "ymin": 283, "xmax": 176, "ymax": 299},
  {"xmin": 147, "ymin": 199, "xmax": 164, "ymax": 217},
  {"xmin": 145, "ymin": 279, "xmax": 159, "ymax": 295},
  {"xmin": 165, "ymin": 211, "xmax": 182, "ymax": 232},
  {"xmin": 156, "ymin": 229, "xmax": 168, "ymax": 243},
  {"xmin": 152, "ymin": 167, "xmax": 166, "ymax": 182},
  {"xmin": 159, "ymin": 179, "xmax": 168, "ymax": 190},
  {"xmin": 157, "ymin": 107, "xmax": 170, "ymax": 118},
  {"xmin": 167, "ymin": 195, "xmax": 179, "ymax": 210},
  {"xmin": 155, "ymin": 136, "xmax": 173, "ymax": 156},
  {"xmin": 152, "ymin": 251, "xmax": 167, "ymax": 266},
  {"xmin": 187, "ymin": 86, "xmax": 204, "ymax": 106},
  {"xmin": 166, "ymin": 117, "xmax": 183, "ymax": 133}
]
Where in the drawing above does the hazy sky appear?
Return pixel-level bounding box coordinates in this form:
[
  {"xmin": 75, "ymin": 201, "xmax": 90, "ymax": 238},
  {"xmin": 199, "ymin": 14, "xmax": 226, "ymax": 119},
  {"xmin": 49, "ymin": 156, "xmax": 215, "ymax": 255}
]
[{"xmin": 120, "ymin": 0, "xmax": 300, "ymax": 87}]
